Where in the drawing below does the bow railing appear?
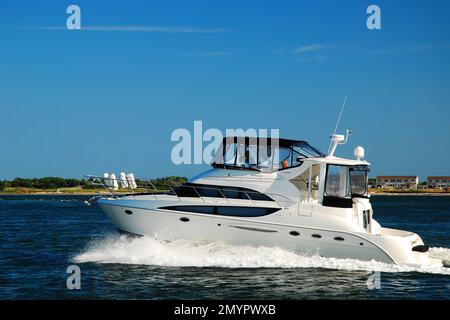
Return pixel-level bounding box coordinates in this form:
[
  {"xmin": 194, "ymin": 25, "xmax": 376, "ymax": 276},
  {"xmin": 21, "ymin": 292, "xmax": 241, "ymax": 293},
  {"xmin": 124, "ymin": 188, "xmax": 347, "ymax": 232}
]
[{"xmin": 83, "ymin": 175, "xmax": 318, "ymax": 208}]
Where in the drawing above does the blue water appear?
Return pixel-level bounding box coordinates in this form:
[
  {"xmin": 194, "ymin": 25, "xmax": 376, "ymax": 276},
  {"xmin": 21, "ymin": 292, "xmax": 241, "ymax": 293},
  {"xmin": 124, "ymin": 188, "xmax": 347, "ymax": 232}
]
[{"xmin": 0, "ymin": 195, "xmax": 449, "ymax": 299}]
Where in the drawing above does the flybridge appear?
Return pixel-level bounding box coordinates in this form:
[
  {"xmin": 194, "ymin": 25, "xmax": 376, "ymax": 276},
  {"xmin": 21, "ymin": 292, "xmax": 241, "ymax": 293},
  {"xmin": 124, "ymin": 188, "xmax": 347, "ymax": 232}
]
[{"xmin": 211, "ymin": 136, "xmax": 324, "ymax": 172}]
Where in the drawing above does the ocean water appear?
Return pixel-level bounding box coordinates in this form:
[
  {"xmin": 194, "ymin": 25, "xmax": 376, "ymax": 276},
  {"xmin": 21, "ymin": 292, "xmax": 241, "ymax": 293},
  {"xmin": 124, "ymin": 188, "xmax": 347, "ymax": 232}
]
[{"xmin": 0, "ymin": 194, "xmax": 449, "ymax": 299}]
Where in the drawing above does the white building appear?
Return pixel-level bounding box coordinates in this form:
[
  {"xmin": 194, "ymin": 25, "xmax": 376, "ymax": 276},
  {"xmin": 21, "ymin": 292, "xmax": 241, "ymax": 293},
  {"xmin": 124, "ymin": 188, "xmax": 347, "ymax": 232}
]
[
  {"xmin": 427, "ymin": 176, "xmax": 450, "ymax": 189},
  {"xmin": 376, "ymin": 176, "xmax": 419, "ymax": 189}
]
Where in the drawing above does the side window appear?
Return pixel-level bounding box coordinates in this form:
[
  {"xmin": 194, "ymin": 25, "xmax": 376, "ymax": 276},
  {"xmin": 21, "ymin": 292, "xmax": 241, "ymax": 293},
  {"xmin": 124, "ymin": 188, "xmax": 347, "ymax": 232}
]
[
  {"xmin": 174, "ymin": 185, "xmax": 199, "ymax": 197},
  {"xmin": 197, "ymin": 186, "xmax": 222, "ymax": 198},
  {"xmin": 349, "ymin": 168, "xmax": 368, "ymax": 196},
  {"xmin": 159, "ymin": 206, "xmax": 280, "ymax": 217},
  {"xmin": 174, "ymin": 183, "xmax": 274, "ymax": 201},
  {"xmin": 246, "ymin": 192, "xmax": 272, "ymax": 201},
  {"xmin": 325, "ymin": 165, "xmax": 350, "ymax": 198},
  {"xmin": 216, "ymin": 206, "xmax": 272, "ymax": 216}
]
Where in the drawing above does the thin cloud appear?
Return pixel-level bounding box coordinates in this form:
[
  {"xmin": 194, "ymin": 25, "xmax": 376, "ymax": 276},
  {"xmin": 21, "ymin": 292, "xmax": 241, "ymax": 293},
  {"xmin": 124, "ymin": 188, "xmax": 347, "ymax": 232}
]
[
  {"xmin": 180, "ymin": 52, "xmax": 233, "ymax": 57},
  {"xmin": 273, "ymin": 44, "xmax": 325, "ymax": 56},
  {"xmin": 365, "ymin": 43, "xmax": 450, "ymax": 55},
  {"xmin": 19, "ymin": 25, "xmax": 230, "ymax": 33},
  {"xmin": 292, "ymin": 44, "xmax": 324, "ymax": 54},
  {"xmin": 291, "ymin": 55, "xmax": 329, "ymax": 63},
  {"xmin": 274, "ymin": 42, "xmax": 450, "ymax": 63}
]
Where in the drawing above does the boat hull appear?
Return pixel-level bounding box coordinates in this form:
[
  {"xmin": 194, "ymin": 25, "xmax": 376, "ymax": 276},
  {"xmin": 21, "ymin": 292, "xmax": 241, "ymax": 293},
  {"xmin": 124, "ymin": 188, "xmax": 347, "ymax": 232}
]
[{"xmin": 97, "ymin": 198, "xmax": 440, "ymax": 267}]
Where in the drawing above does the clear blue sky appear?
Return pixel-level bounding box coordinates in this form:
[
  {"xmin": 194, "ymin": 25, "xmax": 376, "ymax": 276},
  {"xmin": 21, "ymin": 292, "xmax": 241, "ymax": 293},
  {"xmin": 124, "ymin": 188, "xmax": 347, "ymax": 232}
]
[{"xmin": 1, "ymin": 0, "xmax": 449, "ymax": 181}]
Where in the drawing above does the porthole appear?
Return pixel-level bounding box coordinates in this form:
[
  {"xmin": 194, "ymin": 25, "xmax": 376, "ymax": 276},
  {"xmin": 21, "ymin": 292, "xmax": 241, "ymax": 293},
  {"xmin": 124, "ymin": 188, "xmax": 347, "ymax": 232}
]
[
  {"xmin": 359, "ymin": 242, "xmax": 364, "ymax": 246},
  {"xmin": 334, "ymin": 236, "xmax": 345, "ymax": 241},
  {"xmin": 124, "ymin": 209, "xmax": 133, "ymax": 215},
  {"xmin": 311, "ymin": 234, "xmax": 322, "ymax": 239},
  {"xmin": 218, "ymin": 223, "xmax": 221, "ymax": 226},
  {"xmin": 289, "ymin": 231, "xmax": 300, "ymax": 236},
  {"xmin": 180, "ymin": 217, "xmax": 190, "ymax": 222}
]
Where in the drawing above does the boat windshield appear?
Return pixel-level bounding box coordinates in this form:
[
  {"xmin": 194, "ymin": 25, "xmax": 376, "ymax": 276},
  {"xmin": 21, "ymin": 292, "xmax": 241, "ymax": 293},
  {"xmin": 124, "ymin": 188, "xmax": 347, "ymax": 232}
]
[
  {"xmin": 212, "ymin": 137, "xmax": 324, "ymax": 172},
  {"xmin": 325, "ymin": 164, "xmax": 369, "ymax": 198}
]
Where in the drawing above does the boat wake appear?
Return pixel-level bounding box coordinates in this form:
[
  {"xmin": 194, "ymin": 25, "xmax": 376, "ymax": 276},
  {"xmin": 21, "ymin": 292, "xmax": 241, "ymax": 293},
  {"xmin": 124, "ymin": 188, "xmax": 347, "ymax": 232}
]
[{"xmin": 73, "ymin": 234, "xmax": 450, "ymax": 275}]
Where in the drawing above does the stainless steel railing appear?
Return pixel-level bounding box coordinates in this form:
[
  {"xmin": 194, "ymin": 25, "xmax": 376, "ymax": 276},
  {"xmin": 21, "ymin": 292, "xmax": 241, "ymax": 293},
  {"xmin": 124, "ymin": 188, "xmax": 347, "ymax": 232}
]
[{"xmin": 84, "ymin": 175, "xmax": 317, "ymax": 208}]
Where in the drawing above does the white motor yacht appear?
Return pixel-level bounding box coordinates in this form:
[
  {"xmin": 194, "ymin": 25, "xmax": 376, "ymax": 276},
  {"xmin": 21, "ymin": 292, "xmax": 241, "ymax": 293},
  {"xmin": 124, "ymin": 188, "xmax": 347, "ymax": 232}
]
[{"xmin": 91, "ymin": 133, "xmax": 443, "ymax": 267}]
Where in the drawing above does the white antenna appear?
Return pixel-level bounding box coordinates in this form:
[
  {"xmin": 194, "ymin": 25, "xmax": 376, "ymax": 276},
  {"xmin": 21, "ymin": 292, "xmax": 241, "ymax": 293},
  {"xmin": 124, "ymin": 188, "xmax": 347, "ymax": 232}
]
[
  {"xmin": 332, "ymin": 96, "xmax": 347, "ymax": 136},
  {"xmin": 327, "ymin": 96, "xmax": 351, "ymax": 156}
]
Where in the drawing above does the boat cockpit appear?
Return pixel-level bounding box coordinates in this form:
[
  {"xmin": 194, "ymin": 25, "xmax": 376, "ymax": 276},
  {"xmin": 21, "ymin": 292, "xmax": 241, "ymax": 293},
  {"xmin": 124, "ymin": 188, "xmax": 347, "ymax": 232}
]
[{"xmin": 322, "ymin": 163, "xmax": 370, "ymax": 208}]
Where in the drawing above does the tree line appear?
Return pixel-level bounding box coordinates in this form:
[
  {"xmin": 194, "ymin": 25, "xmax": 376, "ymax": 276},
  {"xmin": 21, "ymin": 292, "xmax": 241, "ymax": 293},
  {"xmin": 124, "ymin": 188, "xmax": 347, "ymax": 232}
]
[{"xmin": 0, "ymin": 176, "xmax": 188, "ymax": 190}]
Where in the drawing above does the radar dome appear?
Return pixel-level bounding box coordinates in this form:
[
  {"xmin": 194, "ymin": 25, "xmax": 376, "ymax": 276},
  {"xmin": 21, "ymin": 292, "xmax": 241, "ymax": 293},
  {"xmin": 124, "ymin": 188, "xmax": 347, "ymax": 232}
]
[{"xmin": 354, "ymin": 146, "xmax": 365, "ymax": 160}]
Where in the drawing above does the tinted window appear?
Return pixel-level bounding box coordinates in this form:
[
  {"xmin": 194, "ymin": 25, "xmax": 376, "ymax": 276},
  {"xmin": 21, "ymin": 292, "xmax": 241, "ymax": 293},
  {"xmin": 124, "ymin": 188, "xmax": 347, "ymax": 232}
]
[
  {"xmin": 246, "ymin": 192, "xmax": 272, "ymax": 201},
  {"xmin": 164, "ymin": 206, "xmax": 214, "ymax": 214},
  {"xmin": 350, "ymin": 168, "xmax": 368, "ymax": 196},
  {"xmin": 175, "ymin": 183, "xmax": 273, "ymax": 201},
  {"xmin": 197, "ymin": 186, "xmax": 222, "ymax": 198},
  {"xmin": 159, "ymin": 206, "xmax": 279, "ymax": 217},
  {"xmin": 173, "ymin": 185, "xmax": 199, "ymax": 197},
  {"xmin": 216, "ymin": 206, "xmax": 271, "ymax": 216},
  {"xmin": 221, "ymin": 188, "xmax": 241, "ymax": 199}
]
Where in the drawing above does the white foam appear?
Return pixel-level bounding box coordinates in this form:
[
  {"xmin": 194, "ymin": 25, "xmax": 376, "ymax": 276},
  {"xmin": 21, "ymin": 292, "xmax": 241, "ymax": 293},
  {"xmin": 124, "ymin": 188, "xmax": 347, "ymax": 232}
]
[
  {"xmin": 73, "ymin": 235, "xmax": 450, "ymax": 275},
  {"xmin": 429, "ymin": 247, "xmax": 450, "ymax": 261}
]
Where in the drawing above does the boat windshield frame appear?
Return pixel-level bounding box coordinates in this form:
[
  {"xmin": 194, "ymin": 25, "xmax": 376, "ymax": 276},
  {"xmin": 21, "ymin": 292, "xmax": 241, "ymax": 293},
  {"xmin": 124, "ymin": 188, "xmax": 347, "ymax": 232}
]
[
  {"xmin": 211, "ymin": 136, "xmax": 325, "ymax": 172},
  {"xmin": 324, "ymin": 164, "xmax": 370, "ymax": 200}
]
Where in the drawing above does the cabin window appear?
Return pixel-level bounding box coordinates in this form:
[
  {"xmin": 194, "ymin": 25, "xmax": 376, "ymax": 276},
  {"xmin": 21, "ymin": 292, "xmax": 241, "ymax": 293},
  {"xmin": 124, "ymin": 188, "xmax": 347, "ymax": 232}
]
[
  {"xmin": 197, "ymin": 186, "xmax": 222, "ymax": 198},
  {"xmin": 173, "ymin": 183, "xmax": 274, "ymax": 201},
  {"xmin": 325, "ymin": 165, "xmax": 351, "ymax": 198},
  {"xmin": 323, "ymin": 164, "xmax": 369, "ymax": 208},
  {"xmin": 159, "ymin": 205, "xmax": 280, "ymax": 217},
  {"xmin": 172, "ymin": 185, "xmax": 200, "ymax": 198},
  {"xmin": 220, "ymin": 188, "xmax": 241, "ymax": 199},
  {"xmin": 325, "ymin": 164, "xmax": 369, "ymax": 199},
  {"xmin": 349, "ymin": 166, "xmax": 369, "ymax": 197}
]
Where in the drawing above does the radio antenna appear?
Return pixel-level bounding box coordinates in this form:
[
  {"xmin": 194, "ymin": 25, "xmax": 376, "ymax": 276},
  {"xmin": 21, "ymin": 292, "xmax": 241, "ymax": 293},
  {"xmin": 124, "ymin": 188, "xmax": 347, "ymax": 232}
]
[
  {"xmin": 333, "ymin": 96, "xmax": 347, "ymax": 136},
  {"xmin": 327, "ymin": 96, "xmax": 350, "ymax": 156}
]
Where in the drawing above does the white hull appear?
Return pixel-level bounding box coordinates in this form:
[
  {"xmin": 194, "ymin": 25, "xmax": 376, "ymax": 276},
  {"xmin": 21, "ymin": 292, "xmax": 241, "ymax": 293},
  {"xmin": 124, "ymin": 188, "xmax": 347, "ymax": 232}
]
[
  {"xmin": 98, "ymin": 196, "xmax": 440, "ymax": 267},
  {"xmin": 92, "ymin": 135, "xmax": 443, "ymax": 268}
]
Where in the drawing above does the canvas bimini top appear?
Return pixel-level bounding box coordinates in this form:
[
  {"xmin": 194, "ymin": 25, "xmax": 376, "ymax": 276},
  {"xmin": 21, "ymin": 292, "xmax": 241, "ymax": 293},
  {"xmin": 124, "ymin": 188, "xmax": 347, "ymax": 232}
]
[{"xmin": 211, "ymin": 136, "xmax": 325, "ymax": 172}]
